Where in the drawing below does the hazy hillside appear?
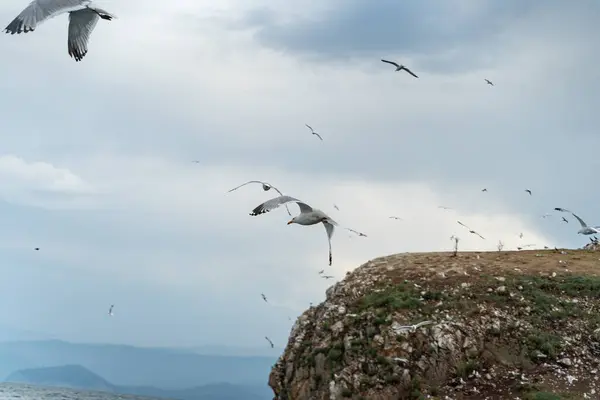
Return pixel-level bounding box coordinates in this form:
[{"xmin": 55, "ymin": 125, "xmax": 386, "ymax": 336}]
[
  {"xmin": 0, "ymin": 340, "xmax": 275, "ymax": 389},
  {"xmin": 4, "ymin": 364, "xmax": 268, "ymax": 400}
]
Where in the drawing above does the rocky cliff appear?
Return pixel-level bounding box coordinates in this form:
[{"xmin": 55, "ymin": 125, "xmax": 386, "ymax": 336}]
[{"xmin": 269, "ymin": 248, "xmax": 600, "ymax": 399}]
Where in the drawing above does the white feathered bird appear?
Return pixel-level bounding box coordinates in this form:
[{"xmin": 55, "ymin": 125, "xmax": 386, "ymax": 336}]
[{"xmin": 4, "ymin": 0, "xmax": 115, "ymax": 62}]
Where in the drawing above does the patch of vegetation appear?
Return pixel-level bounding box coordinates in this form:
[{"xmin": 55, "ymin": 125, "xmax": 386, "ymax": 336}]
[
  {"xmin": 455, "ymin": 359, "xmax": 479, "ymax": 379},
  {"xmin": 526, "ymin": 331, "xmax": 562, "ymax": 360},
  {"xmin": 357, "ymin": 283, "xmax": 423, "ymax": 312}
]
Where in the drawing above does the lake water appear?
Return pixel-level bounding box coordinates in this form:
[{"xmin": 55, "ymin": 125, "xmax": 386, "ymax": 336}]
[{"xmin": 0, "ymin": 383, "xmax": 166, "ymax": 400}]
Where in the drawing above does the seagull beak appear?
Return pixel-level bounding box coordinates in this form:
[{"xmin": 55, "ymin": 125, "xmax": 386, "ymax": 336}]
[{"xmin": 287, "ymin": 220, "xmax": 293, "ymax": 225}]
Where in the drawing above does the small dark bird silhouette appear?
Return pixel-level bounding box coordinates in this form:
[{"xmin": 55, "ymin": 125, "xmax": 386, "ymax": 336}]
[
  {"xmin": 265, "ymin": 336, "xmax": 274, "ymax": 348},
  {"xmin": 322, "ymin": 275, "xmax": 334, "ymax": 279},
  {"xmin": 191, "ymin": 160, "xmax": 200, "ymax": 163},
  {"xmin": 481, "ymin": 188, "xmax": 488, "ymax": 192},
  {"xmin": 389, "ymin": 216, "xmax": 403, "ymax": 220},
  {"xmin": 34, "ymin": 247, "xmax": 39, "ymax": 251},
  {"xmin": 305, "ymin": 124, "xmax": 323, "ymax": 141},
  {"xmin": 485, "ymin": 79, "xmax": 494, "ymax": 86},
  {"xmin": 333, "ymin": 204, "xmax": 339, "ymax": 211},
  {"xmin": 318, "ymin": 269, "xmax": 324, "ymax": 274},
  {"xmin": 261, "ymin": 293, "xmax": 268, "ymax": 303},
  {"xmin": 108, "ymin": 305, "xmax": 114, "ymax": 316},
  {"xmin": 562, "ymin": 217, "xmax": 569, "ymax": 223},
  {"xmin": 380, "ymin": 59, "xmax": 419, "ymax": 78},
  {"xmin": 525, "ymin": 189, "xmax": 532, "ymax": 195}
]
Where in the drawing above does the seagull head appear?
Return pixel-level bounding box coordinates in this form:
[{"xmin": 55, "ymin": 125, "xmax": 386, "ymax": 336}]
[{"xmin": 287, "ymin": 217, "xmax": 297, "ymax": 225}]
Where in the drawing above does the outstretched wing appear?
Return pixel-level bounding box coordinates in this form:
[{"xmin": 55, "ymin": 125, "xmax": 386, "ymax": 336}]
[
  {"xmin": 250, "ymin": 195, "xmax": 312, "ymax": 216},
  {"xmin": 313, "ymin": 132, "xmax": 323, "ymax": 141},
  {"xmin": 229, "ymin": 180, "xmax": 291, "ymax": 216},
  {"xmin": 457, "ymin": 220, "xmax": 469, "ymax": 229},
  {"xmin": 381, "ymin": 59, "xmax": 399, "ymax": 68},
  {"xmin": 67, "ymin": 8, "xmax": 101, "ymax": 61},
  {"xmin": 5, "ymin": 0, "xmax": 86, "ymax": 34},
  {"xmin": 323, "ymin": 221, "xmax": 335, "ymax": 266},
  {"xmin": 305, "ymin": 124, "xmax": 314, "ymax": 132},
  {"xmin": 401, "ymin": 66, "xmax": 419, "ymax": 78},
  {"xmin": 570, "ymin": 212, "xmax": 588, "ymax": 228}
]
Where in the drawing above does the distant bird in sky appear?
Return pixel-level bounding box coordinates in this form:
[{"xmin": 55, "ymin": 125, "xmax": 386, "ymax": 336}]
[
  {"xmin": 457, "ymin": 221, "xmax": 485, "ymax": 240},
  {"xmin": 250, "ymin": 195, "xmax": 338, "ymax": 266},
  {"xmin": 4, "ymin": 0, "xmax": 116, "ymax": 62},
  {"xmin": 554, "ymin": 208, "xmax": 600, "ymax": 235},
  {"xmin": 318, "ymin": 269, "xmax": 324, "ymax": 274},
  {"xmin": 261, "ymin": 293, "xmax": 268, "ymax": 303},
  {"xmin": 228, "ymin": 180, "xmax": 291, "ymax": 216},
  {"xmin": 481, "ymin": 188, "xmax": 488, "ymax": 192},
  {"xmin": 305, "ymin": 124, "xmax": 323, "ymax": 141},
  {"xmin": 322, "ymin": 275, "xmax": 334, "ymax": 279},
  {"xmin": 389, "ymin": 216, "xmax": 403, "ymax": 220},
  {"xmin": 333, "ymin": 204, "xmax": 339, "ymax": 211},
  {"xmin": 34, "ymin": 247, "xmax": 39, "ymax": 251},
  {"xmin": 519, "ymin": 232, "xmax": 524, "ymax": 239},
  {"xmin": 265, "ymin": 336, "xmax": 274, "ymax": 348},
  {"xmin": 562, "ymin": 217, "xmax": 569, "ymax": 223},
  {"xmin": 485, "ymin": 79, "xmax": 494, "ymax": 86},
  {"xmin": 541, "ymin": 214, "xmax": 551, "ymax": 218},
  {"xmin": 191, "ymin": 160, "xmax": 200, "ymax": 163},
  {"xmin": 108, "ymin": 305, "xmax": 114, "ymax": 316},
  {"xmin": 525, "ymin": 189, "xmax": 532, "ymax": 195},
  {"xmin": 381, "ymin": 60, "xmax": 418, "ymax": 78},
  {"xmin": 438, "ymin": 206, "xmax": 453, "ymax": 210}
]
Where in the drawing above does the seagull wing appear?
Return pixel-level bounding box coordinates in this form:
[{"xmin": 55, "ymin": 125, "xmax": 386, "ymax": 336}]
[
  {"xmin": 570, "ymin": 212, "xmax": 588, "ymax": 228},
  {"xmin": 250, "ymin": 195, "xmax": 312, "ymax": 216},
  {"xmin": 457, "ymin": 220, "xmax": 470, "ymax": 230},
  {"xmin": 323, "ymin": 221, "xmax": 335, "ymax": 266},
  {"xmin": 313, "ymin": 132, "xmax": 323, "ymax": 141},
  {"xmin": 401, "ymin": 66, "xmax": 419, "ymax": 78},
  {"xmin": 381, "ymin": 59, "xmax": 400, "ymax": 68},
  {"xmin": 305, "ymin": 124, "xmax": 314, "ymax": 132},
  {"xmin": 4, "ymin": 0, "xmax": 87, "ymax": 34},
  {"xmin": 228, "ymin": 180, "xmax": 290, "ymax": 215},
  {"xmin": 67, "ymin": 8, "xmax": 101, "ymax": 62},
  {"xmin": 555, "ymin": 207, "xmax": 572, "ymax": 213}
]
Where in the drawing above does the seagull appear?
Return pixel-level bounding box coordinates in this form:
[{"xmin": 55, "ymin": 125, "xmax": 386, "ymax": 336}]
[
  {"xmin": 305, "ymin": 124, "xmax": 323, "ymax": 141},
  {"xmin": 389, "ymin": 216, "xmax": 403, "ymax": 220},
  {"xmin": 34, "ymin": 247, "xmax": 39, "ymax": 251},
  {"xmin": 108, "ymin": 305, "xmax": 114, "ymax": 316},
  {"xmin": 261, "ymin": 293, "xmax": 268, "ymax": 303},
  {"xmin": 481, "ymin": 188, "xmax": 488, "ymax": 192},
  {"xmin": 525, "ymin": 189, "xmax": 532, "ymax": 195},
  {"xmin": 484, "ymin": 79, "xmax": 494, "ymax": 86},
  {"xmin": 322, "ymin": 275, "xmax": 334, "ymax": 279},
  {"xmin": 519, "ymin": 232, "xmax": 524, "ymax": 239},
  {"xmin": 562, "ymin": 217, "xmax": 569, "ymax": 223},
  {"xmin": 191, "ymin": 160, "xmax": 200, "ymax": 163},
  {"xmin": 228, "ymin": 180, "xmax": 291, "ymax": 216},
  {"xmin": 333, "ymin": 204, "xmax": 339, "ymax": 211},
  {"xmin": 554, "ymin": 208, "xmax": 600, "ymax": 235},
  {"xmin": 264, "ymin": 336, "xmax": 274, "ymax": 348},
  {"xmin": 250, "ymin": 195, "xmax": 340, "ymax": 265},
  {"xmin": 395, "ymin": 320, "xmax": 433, "ymax": 332},
  {"xmin": 541, "ymin": 214, "xmax": 551, "ymax": 219},
  {"xmin": 4, "ymin": 0, "xmax": 116, "ymax": 62},
  {"xmin": 318, "ymin": 269, "xmax": 324, "ymax": 274},
  {"xmin": 438, "ymin": 206, "xmax": 453, "ymax": 210},
  {"xmin": 457, "ymin": 221, "xmax": 485, "ymax": 240},
  {"xmin": 381, "ymin": 60, "xmax": 419, "ymax": 78}
]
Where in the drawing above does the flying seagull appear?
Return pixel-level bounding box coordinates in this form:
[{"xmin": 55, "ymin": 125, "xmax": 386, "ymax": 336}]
[
  {"xmin": 265, "ymin": 336, "xmax": 274, "ymax": 348},
  {"xmin": 318, "ymin": 269, "xmax": 324, "ymax": 274},
  {"xmin": 380, "ymin": 60, "xmax": 418, "ymax": 78},
  {"xmin": 228, "ymin": 180, "xmax": 291, "ymax": 216},
  {"xmin": 322, "ymin": 275, "xmax": 334, "ymax": 279},
  {"xmin": 108, "ymin": 305, "xmax": 114, "ymax": 316},
  {"xmin": 389, "ymin": 216, "xmax": 403, "ymax": 220},
  {"xmin": 519, "ymin": 232, "xmax": 524, "ymax": 239},
  {"xmin": 457, "ymin": 221, "xmax": 485, "ymax": 240},
  {"xmin": 333, "ymin": 204, "xmax": 339, "ymax": 211},
  {"xmin": 4, "ymin": 0, "xmax": 116, "ymax": 62},
  {"xmin": 525, "ymin": 189, "xmax": 532, "ymax": 195},
  {"xmin": 250, "ymin": 196, "xmax": 340, "ymax": 265},
  {"xmin": 394, "ymin": 320, "xmax": 433, "ymax": 333},
  {"xmin": 485, "ymin": 79, "xmax": 494, "ymax": 86},
  {"xmin": 34, "ymin": 247, "xmax": 39, "ymax": 251},
  {"xmin": 438, "ymin": 206, "xmax": 453, "ymax": 210},
  {"xmin": 562, "ymin": 217, "xmax": 569, "ymax": 223},
  {"xmin": 261, "ymin": 293, "xmax": 268, "ymax": 303},
  {"xmin": 481, "ymin": 188, "xmax": 488, "ymax": 192},
  {"xmin": 191, "ymin": 160, "xmax": 200, "ymax": 163},
  {"xmin": 305, "ymin": 124, "xmax": 323, "ymax": 141},
  {"xmin": 554, "ymin": 208, "xmax": 600, "ymax": 235}
]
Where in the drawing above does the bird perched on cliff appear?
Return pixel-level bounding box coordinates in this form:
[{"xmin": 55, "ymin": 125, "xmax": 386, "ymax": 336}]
[
  {"xmin": 4, "ymin": 0, "xmax": 116, "ymax": 62},
  {"xmin": 485, "ymin": 79, "xmax": 494, "ymax": 86},
  {"xmin": 380, "ymin": 59, "xmax": 419, "ymax": 78},
  {"xmin": 250, "ymin": 196, "xmax": 339, "ymax": 265},
  {"xmin": 264, "ymin": 336, "xmax": 274, "ymax": 348},
  {"xmin": 305, "ymin": 124, "xmax": 323, "ymax": 141},
  {"xmin": 554, "ymin": 208, "xmax": 600, "ymax": 235},
  {"xmin": 261, "ymin": 293, "xmax": 268, "ymax": 303},
  {"xmin": 228, "ymin": 180, "xmax": 291, "ymax": 216}
]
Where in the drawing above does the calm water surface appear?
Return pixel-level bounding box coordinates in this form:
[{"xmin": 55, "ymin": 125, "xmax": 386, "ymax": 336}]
[{"xmin": 0, "ymin": 383, "xmax": 167, "ymax": 400}]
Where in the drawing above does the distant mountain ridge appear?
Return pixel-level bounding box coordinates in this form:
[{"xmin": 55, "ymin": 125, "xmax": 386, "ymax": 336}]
[
  {"xmin": 5, "ymin": 364, "xmax": 266, "ymax": 400},
  {"xmin": 0, "ymin": 339, "xmax": 275, "ymax": 389}
]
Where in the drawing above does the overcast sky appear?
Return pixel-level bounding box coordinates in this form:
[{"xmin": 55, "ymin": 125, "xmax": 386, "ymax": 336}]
[{"xmin": 0, "ymin": 0, "xmax": 598, "ymax": 350}]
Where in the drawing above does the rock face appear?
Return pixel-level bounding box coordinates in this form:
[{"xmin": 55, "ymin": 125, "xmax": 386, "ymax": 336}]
[{"xmin": 269, "ymin": 249, "xmax": 600, "ymax": 399}]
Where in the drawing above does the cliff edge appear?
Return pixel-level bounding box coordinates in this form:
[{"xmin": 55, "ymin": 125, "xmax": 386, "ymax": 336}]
[{"xmin": 269, "ymin": 248, "xmax": 600, "ymax": 399}]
